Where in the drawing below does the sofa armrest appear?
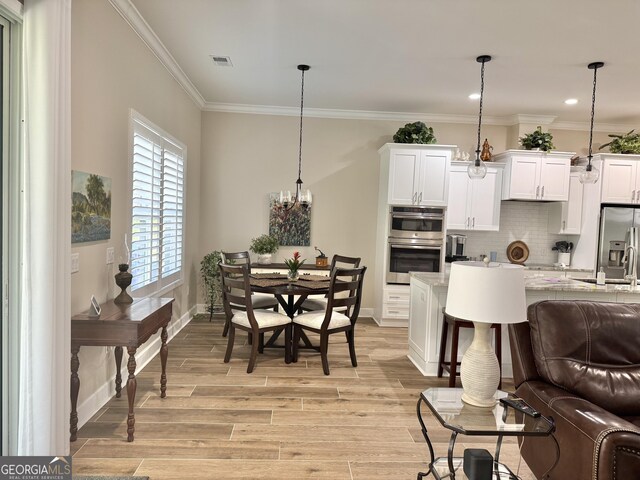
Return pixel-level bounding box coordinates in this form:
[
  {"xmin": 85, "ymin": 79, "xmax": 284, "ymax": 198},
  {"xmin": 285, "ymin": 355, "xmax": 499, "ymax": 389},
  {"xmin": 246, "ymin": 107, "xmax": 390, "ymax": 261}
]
[
  {"xmin": 517, "ymin": 381, "xmax": 640, "ymax": 480},
  {"xmin": 508, "ymin": 322, "xmax": 540, "ymax": 387}
]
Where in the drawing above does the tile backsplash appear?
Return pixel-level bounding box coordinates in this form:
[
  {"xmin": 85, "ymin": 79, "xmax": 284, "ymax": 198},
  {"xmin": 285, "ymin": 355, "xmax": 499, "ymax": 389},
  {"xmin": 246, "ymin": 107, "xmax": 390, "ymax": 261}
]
[{"xmin": 451, "ymin": 201, "xmax": 569, "ymax": 265}]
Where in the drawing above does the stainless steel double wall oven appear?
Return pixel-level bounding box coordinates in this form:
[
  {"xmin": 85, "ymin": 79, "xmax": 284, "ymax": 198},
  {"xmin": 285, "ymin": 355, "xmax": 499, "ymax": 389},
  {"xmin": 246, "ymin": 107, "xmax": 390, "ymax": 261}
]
[{"xmin": 386, "ymin": 206, "xmax": 445, "ymax": 284}]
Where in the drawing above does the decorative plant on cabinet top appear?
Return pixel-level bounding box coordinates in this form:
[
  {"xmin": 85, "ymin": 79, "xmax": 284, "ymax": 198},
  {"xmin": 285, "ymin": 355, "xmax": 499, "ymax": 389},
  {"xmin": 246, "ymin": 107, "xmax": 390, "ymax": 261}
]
[
  {"xmin": 519, "ymin": 126, "xmax": 555, "ymax": 152},
  {"xmin": 600, "ymin": 130, "xmax": 640, "ymax": 154},
  {"xmin": 393, "ymin": 121, "xmax": 437, "ymax": 144}
]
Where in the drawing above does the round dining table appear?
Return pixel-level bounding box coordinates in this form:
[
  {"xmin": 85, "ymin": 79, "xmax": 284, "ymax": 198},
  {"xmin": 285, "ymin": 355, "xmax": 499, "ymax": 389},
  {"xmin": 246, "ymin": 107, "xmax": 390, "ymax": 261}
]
[{"xmin": 249, "ymin": 273, "xmax": 330, "ymax": 350}]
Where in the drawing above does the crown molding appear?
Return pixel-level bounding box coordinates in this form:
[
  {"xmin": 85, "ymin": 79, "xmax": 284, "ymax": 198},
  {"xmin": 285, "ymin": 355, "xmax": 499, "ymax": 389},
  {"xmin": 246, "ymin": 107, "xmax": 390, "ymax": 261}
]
[
  {"xmin": 109, "ymin": 0, "xmax": 205, "ymax": 109},
  {"xmin": 204, "ymin": 102, "xmax": 636, "ymax": 132},
  {"xmin": 549, "ymin": 121, "xmax": 630, "ymax": 133},
  {"xmin": 203, "ymin": 102, "xmax": 527, "ymax": 126},
  {"xmin": 504, "ymin": 114, "xmax": 557, "ymax": 126},
  {"xmin": 0, "ymin": 0, "xmax": 23, "ymax": 22}
]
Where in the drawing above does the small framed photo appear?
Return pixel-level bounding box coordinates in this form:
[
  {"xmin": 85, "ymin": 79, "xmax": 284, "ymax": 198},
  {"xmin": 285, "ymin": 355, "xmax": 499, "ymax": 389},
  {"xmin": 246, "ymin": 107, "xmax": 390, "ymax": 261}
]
[{"xmin": 89, "ymin": 295, "xmax": 101, "ymax": 317}]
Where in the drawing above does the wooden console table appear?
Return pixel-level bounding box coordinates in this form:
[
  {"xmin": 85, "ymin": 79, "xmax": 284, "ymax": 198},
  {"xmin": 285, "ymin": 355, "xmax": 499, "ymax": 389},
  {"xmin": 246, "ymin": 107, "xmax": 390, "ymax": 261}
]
[{"xmin": 70, "ymin": 297, "xmax": 174, "ymax": 442}]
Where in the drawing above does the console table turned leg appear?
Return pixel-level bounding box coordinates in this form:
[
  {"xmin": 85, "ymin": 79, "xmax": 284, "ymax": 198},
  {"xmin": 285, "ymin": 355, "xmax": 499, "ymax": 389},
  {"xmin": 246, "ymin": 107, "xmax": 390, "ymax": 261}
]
[
  {"xmin": 160, "ymin": 326, "xmax": 168, "ymax": 398},
  {"xmin": 114, "ymin": 346, "xmax": 123, "ymax": 398},
  {"xmin": 70, "ymin": 345, "xmax": 80, "ymax": 442},
  {"xmin": 126, "ymin": 347, "xmax": 138, "ymax": 442}
]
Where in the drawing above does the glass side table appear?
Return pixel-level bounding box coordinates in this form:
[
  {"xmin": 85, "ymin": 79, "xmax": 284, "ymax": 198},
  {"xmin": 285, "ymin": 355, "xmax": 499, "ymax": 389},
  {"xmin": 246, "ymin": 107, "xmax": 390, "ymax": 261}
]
[{"xmin": 416, "ymin": 388, "xmax": 556, "ymax": 480}]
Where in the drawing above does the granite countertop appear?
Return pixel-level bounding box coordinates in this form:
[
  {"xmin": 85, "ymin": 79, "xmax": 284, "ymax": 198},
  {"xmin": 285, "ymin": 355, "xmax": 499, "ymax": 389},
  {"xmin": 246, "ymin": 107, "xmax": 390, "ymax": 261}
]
[
  {"xmin": 521, "ymin": 263, "xmax": 593, "ymax": 273},
  {"xmin": 410, "ymin": 271, "xmax": 640, "ymax": 294}
]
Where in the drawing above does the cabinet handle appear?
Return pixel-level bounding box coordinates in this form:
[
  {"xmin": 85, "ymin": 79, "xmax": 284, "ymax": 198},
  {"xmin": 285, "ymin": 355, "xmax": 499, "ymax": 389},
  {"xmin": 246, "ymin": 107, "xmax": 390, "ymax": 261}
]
[
  {"xmin": 388, "ymin": 310, "xmax": 400, "ymax": 314},
  {"xmin": 562, "ymin": 220, "xmax": 566, "ymax": 231},
  {"xmin": 536, "ymin": 185, "xmax": 540, "ymax": 198},
  {"xmin": 418, "ymin": 192, "xmax": 423, "ymax": 204},
  {"xmin": 472, "ymin": 217, "xmax": 475, "ymax": 228},
  {"xmin": 389, "ymin": 295, "xmax": 401, "ymax": 300},
  {"xmin": 466, "ymin": 217, "xmax": 470, "ymax": 228},
  {"xmin": 541, "ymin": 185, "xmax": 545, "ymax": 198},
  {"xmin": 412, "ymin": 192, "xmax": 417, "ymax": 204}
]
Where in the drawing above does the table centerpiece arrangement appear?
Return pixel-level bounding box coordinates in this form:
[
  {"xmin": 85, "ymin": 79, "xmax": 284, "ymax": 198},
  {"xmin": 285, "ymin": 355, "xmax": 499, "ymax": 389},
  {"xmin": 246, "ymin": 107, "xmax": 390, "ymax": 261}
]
[{"xmin": 284, "ymin": 251, "xmax": 305, "ymax": 281}]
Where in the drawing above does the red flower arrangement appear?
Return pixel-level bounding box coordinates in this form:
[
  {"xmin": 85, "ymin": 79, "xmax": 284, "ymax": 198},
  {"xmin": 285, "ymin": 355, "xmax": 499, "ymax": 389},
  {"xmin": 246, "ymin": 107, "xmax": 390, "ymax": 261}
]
[{"xmin": 284, "ymin": 251, "xmax": 306, "ymax": 272}]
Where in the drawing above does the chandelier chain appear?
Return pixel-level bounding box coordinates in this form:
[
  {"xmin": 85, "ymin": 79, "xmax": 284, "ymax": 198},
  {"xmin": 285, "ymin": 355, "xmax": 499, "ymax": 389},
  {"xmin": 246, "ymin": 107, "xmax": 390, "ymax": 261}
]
[
  {"xmin": 297, "ymin": 68, "xmax": 305, "ymax": 184},
  {"xmin": 587, "ymin": 65, "xmax": 598, "ymax": 163},
  {"xmin": 476, "ymin": 58, "xmax": 486, "ymax": 162}
]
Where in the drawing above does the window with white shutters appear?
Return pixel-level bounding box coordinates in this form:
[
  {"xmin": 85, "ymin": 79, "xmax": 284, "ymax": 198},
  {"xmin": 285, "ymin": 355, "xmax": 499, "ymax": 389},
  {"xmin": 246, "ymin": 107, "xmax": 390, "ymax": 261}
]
[{"xmin": 129, "ymin": 110, "xmax": 185, "ymax": 296}]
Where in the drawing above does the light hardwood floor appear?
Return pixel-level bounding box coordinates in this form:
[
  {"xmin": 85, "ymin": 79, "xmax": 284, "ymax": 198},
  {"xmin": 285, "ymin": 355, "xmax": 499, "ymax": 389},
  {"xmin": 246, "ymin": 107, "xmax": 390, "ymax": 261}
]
[{"xmin": 72, "ymin": 315, "xmax": 535, "ymax": 479}]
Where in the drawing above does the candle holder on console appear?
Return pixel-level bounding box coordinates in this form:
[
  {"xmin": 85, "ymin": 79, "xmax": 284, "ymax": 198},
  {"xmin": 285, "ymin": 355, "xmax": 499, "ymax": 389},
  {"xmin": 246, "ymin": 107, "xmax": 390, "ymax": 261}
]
[{"xmin": 114, "ymin": 263, "xmax": 133, "ymax": 304}]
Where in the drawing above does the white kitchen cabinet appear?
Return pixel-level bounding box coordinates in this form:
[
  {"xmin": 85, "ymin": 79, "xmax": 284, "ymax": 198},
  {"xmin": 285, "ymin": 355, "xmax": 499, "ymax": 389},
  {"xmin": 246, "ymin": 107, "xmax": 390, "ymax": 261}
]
[
  {"xmin": 380, "ymin": 143, "xmax": 456, "ymax": 206},
  {"xmin": 600, "ymin": 154, "xmax": 640, "ymax": 204},
  {"xmin": 447, "ymin": 162, "xmax": 503, "ymax": 231},
  {"xmin": 408, "ymin": 279, "xmax": 430, "ymax": 361},
  {"xmin": 548, "ymin": 172, "xmax": 584, "ymax": 234},
  {"xmin": 382, "ymin": 284, "xmax": 410, "ymax": 322},
  {"xmin": 495, "ymin": 150, "xmax": 574, "ymax": 201}
]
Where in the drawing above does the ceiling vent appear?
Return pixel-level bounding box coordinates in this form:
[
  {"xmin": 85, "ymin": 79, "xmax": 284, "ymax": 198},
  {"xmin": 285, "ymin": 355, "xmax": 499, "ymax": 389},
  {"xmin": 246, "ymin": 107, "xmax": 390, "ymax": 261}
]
[{"xmin": 210, "ymin": 55, "xmax": 233, "ymax": 67}]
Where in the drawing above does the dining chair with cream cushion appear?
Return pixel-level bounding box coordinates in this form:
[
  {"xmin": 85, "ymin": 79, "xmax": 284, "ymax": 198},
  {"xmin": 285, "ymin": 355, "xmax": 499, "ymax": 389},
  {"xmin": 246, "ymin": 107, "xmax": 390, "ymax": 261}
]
[
  {"xmin": 220, "ymin": 263, "xmax": 292, "ymax": 373},
  {"xmin": 299, "ymin": 254, "xmax": 361, "ymax": 312},
  {"xmin": 221, "ymin": 250, "xmax": 279, "ymax": 338},
  {"xmin": 292, "ymin": 266, "xmax": 366, "ymax": 375}
]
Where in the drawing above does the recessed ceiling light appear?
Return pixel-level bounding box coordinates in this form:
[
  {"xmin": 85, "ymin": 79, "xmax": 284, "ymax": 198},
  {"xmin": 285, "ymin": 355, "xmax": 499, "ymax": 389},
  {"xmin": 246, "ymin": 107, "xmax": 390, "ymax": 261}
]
[
  {"xmin": 468, "ymin": 93, "xmax": 481, "ymax": 100},
  {"xmin": 210, "ymin": 55, "xmax": 233, "ymax": 67},
  {"xmin": 564, "ymin": 98, "xmax": 578, "ymax": 105}
]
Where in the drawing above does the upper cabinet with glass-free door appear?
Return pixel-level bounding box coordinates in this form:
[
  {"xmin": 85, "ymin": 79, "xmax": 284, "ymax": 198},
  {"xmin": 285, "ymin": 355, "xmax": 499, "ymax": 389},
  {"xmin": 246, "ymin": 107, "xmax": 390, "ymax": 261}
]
[
  {"xmin": 599, "ymin": 154, "xmax": 640, "ymax": 204},
  {"xmin": 379, "ymin": 143, "xmax": 456, "ymax": 207},
  {"xmin": 447, "ymin": 162, "xmax": 504, "ymax": 231},
  {"xmin": 494, "ymin": 150, "xmax": 574, "ymax": 201}
]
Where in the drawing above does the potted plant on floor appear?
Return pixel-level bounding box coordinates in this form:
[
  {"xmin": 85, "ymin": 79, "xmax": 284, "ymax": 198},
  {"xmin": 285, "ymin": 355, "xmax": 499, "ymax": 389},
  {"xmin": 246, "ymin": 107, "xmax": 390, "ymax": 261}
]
[
  {"xmin": 201, "ymin": 250, "xmax": 223, "ymax": 321},
  {"xmin": 249, "ymin": 234, "xmax": 279, "ymax": 264}
]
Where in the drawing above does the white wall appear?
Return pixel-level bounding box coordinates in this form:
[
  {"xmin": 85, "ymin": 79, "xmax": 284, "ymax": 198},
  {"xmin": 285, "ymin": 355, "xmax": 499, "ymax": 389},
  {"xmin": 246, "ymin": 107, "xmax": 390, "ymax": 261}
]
[
  {"xmin": 198, "ymin": 112, "xmax": 509, "ymax": 307},
  {"xmin": 70, "ymin": 0, "xmax": 201, "ymax": 418}
]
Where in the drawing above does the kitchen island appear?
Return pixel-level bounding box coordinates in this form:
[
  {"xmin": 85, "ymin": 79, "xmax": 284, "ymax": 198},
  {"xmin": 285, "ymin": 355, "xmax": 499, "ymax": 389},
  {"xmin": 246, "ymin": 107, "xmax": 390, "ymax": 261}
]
[{"xmin": 408, "ymin": 270, "xmax": 640, "ymax": 377}]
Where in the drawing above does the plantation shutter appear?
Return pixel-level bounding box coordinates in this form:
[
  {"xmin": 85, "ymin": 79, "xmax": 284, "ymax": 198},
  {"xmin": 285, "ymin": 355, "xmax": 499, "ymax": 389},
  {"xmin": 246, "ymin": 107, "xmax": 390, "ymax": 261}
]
[
  {"xmin": 130, "ymin": 111, "xmax": 186, "ymax": 295},
  {"xmin": 161, "ymin": 144, "xmax": 184, "ymax": 278}
]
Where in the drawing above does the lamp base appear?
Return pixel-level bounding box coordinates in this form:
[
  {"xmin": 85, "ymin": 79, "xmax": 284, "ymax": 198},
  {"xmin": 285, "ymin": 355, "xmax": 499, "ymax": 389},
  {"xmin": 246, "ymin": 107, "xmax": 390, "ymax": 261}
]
[{"xmin": 460, "ymin": 322, "xmax": 500, "ymax": 407}]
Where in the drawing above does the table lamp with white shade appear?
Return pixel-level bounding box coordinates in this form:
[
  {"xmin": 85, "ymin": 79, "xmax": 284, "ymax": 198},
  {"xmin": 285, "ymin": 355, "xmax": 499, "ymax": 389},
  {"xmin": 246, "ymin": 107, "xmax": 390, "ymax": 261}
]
[{"xmin": 445, "ymin": 261, "xmax": 527, "ymax": 407}]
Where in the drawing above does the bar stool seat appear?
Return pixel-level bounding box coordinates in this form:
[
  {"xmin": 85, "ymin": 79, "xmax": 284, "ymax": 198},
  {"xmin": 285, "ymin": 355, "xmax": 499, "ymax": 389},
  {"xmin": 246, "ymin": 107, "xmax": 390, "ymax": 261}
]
[{"xmin": 437, "ymin": 310, "xmax": 502, "ymax": 388}]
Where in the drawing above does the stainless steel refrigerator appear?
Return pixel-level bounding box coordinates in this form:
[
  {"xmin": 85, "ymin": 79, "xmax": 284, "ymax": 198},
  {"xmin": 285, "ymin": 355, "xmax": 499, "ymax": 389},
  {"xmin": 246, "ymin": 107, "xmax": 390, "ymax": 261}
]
[{"xmin": 598, "ymin": 206, "xmax": 640, "ymax": 279}]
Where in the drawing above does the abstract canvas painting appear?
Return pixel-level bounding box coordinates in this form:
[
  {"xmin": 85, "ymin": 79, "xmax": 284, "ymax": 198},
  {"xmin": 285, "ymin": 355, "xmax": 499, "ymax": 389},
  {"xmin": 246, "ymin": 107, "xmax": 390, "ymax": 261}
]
[
  {"xmin": 71, "ymin": 170, "xmax": 112, "ymax": 243},
  {"xmin": 268, "ymin": 193, "xmax": 311, "ymax": 246}
]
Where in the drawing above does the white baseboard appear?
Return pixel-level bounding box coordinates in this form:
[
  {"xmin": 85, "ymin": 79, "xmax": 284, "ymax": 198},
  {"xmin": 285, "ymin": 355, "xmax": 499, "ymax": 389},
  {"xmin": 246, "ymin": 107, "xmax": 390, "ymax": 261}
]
[
  {"xmin": 76, "ymin": 305, "xmax": 196, "ymax": 429},
  {"xmin": 371, "ymin": 315, "xmax": 408, "ymax": 327}
]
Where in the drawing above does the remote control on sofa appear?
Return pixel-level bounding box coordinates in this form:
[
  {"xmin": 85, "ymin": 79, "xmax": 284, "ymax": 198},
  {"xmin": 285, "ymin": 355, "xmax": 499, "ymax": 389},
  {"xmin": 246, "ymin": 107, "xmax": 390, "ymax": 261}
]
[{"xmin": 499, "ymin": 396, "xmax": 541, "ymax": 418}]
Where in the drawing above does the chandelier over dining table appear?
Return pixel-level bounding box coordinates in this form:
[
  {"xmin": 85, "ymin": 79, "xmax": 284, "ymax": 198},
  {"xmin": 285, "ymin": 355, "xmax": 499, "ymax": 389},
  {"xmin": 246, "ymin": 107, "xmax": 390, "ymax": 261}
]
[{"xmin": 278, "ymin": 64, "xmax": 313, "ymax": 210}]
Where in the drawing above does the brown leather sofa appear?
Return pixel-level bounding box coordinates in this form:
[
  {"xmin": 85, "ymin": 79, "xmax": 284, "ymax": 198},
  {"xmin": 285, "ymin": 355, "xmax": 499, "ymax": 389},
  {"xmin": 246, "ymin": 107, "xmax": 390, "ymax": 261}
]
[{"xmin": 509, "ymin": 300, "xmax": 640, "ymax": 480}]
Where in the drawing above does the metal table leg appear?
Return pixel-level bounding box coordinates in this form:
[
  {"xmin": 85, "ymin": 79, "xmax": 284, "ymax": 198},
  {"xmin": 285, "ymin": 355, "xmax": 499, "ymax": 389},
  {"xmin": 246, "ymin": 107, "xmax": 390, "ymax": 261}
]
[{"xmin": 416, "ymin": 396, "xmax": 435, "ymax": 479}]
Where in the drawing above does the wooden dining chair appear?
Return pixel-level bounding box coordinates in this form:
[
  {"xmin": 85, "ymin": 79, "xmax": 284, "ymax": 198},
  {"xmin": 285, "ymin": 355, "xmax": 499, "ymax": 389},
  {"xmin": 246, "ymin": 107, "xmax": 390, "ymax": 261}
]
[
  {"xmin": 292, "ymin": 266, "xmax": 366, "ymax": 375},
  {"xmin": 221, "ymin": 250, "xmax": 279, "ymax": 337},
  {"xmin": 220, "ymin": 263, "xmax": 292, "ymax": 373},
  {"xmin": 300, "ymin": 254, "xmax": 361, "ymax": 312}
]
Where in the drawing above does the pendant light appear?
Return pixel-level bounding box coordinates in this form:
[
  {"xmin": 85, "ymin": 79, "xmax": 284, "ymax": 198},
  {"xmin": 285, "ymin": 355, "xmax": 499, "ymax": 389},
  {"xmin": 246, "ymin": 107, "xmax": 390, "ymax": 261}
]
[
  {"xmin": 279, "ymin": 64, "xmax": 312, "ymax": 210},
  {"xmin": 579, "ymin": 61, "xmax": 604, "ymax": 184},
  {"xmin": 468, "ymin": 55, "xmax": 491, "ymax": 180}
]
